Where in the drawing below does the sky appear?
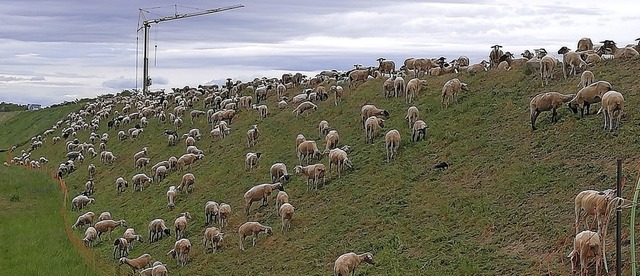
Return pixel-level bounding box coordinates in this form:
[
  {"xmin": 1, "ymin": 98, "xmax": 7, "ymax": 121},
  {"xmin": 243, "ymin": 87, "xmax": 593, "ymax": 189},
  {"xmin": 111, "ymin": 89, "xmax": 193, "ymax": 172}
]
[{"xmin": 0, "ymin": 0, "xmax": 638, "ymax": 106}]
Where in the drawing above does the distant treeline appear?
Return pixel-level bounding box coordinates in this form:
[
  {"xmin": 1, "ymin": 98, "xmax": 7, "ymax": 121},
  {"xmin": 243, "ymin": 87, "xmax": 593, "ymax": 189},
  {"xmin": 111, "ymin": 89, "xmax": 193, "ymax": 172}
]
[{"xmin": 0, "ymin": 102, "xmax": 28, "ymax": 112}]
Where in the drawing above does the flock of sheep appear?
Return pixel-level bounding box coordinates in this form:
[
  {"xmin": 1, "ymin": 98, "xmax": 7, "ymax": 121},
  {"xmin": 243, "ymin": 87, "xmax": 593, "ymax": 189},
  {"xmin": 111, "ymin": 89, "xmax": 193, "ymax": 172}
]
[{"xmin": 6, "ymin": 35, "xmax": 640, "ymax": 275}]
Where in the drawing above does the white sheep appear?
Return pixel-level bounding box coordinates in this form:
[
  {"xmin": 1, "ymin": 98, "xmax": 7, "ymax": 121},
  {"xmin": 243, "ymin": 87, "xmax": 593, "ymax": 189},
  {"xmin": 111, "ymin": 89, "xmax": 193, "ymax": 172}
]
[
  {"xmin": 177, "ymin": 173, "xmax": 195, "ymax": 194},
  {"xmin": 297, "ymin": 140, "xmax": 322, "ymax": 165},
  {"xmin": 412, "ymin": 120, "xmax": 428, "ymax": 142},
  {"xmin": 154, "ymin": 165, "xmax": 168, "ymax": 183},
  {"xmin": 319, "ymin": 120, "xmax": 330, "ymax": 138},
  {"xmin": 99, "ymin": 211, "xmax": 112, "ymax": 221},
  {"xmin": 123, "ymin": 228, "xmax": 144, "ymax": 249},
  {"xmin": 87, "ymin": 163, "xmax": 96, "ymax": 178},
  {"xmin": 405, "ymin": 78, "xmax": 427, "ymax": 104},
  {"xmin": 244, "ymin": 183, "xmax": 284, "ymax": 216},
  {"xmin": 405, "ymin": 106, "xmax": 419, "ymax": 129},
  {"xmin": 384, "ymin": 129, "xmax": 400, "ymax": 163},
  {"xmin": 113, "ymin": 238, "xmax": 130, "ymax": 259},
  {"xmin": 331, "ymin": 85, "xmax": 344, "ymax": 106},
  {"xmin": 84, "ymin": 179, "xmax": 95, "ymax": 196},
  {"xmin": 568, "ymin": 81, "xmax": 613, "ymax": 117},
  {"xmin": 598, "ymin": 91, "xmax": 624, "ymax": 131},
  {"xmin": 246, "ymin": 124, "xmax": 259, "ymax": 148},
  {"xmin": 292, "ymin": 101, "xmax": 318, "ymax": 117},
  {"xmin": 135, "ymin": 157, "xmax": 150, "ymax": 170},
  {"xmin": 295, "ymin": 134, "xmax": 306, "ymax": 152},
  {"xmin": 529, "ymin": 92, "xmax": 575, "ymax": 130},
  {"xmin": 360, "ymin": 104, "xmax": 389, "ymax": 129},
  {"xmin": 252, "ymin": 104, "xmax": 268, "ymax": 119},
  {"xmin": 72, "ymin": 211, "xmax": 95, "ymax": 229},
  {"xmin": 218, "ymin": 203, "xmax": 232, "ymax": 229},
  {"xmin": 132, "ymin": 173, "xmax": 152, "ymax": 192},
  {"xmin": 558, "ymin": 46, "xmax": 587, "ymax": 79},
  {"xmin": 83, "ymin": 226, "xmax": 98, "ymax": 247},
  {"xmin": 203, "ymin": 227, "xmax": 224, "ymax": 253},
  {"xmin": 115, "ymin": 177, "xmax": 128, "ymax": 194},
  {"xmin": 279, "ymin": 203, "xmax": 295, "ymax": 232},
  {"xmin": 238, "ymin": 221, "xmax": 272, "ymax": 251},
  {"xmin": 441, "ymin": 78, "xmax": 469, "ymax": 108},
  {"xmin": 166, "ymin": 186, "xmax": 177, "ymax": 210},
  {"xmin": 294, "ymin": 164, "xmax": 326, "ymax": 192},
  {"xmin": 325, "ymin": 130, "xmax": 340, "ymax": 152},
  {"xmin": 176, "ymin": 153, "xmax": 203, "ymax": 170},
  {"xmin": 94, "ymin": 219, "xmax": 126, "ymax": 241},
  {"xmin": 574, "ymin": 189, "xmax": 616, "ymax": 235},
  {"xmin": 327, "ymin": 148, "xmax": 352, "ymax": 178},
  {"xmin": 539, "ymin": 56, "xmax": 557, "ymax": 87},
  {"xmin": 364, "ymin": 116, "xmax": 385, "ymax": 144},
  {"xmin": 270, "ymin": 163, "xmax": 291, "ymax": 183},
  {"xmin": 148, "ymin": 218, "xmax": 171, "ymax": 243},
  {"xmin": 245, "ymin": 152, "xmax": 262, "ymax": 171},
  {"xmin": 133, "ymin": 147, "xmax": 148, "ymax": 165},
  {"xmin": 578, "ymin": 70, "xmax": 595, "ymax": 88},
  {"xmin": 174, "ymin": 212, "xmax": 192, "ymax": 241},
  {"xmin": 333, "ymin": 252, "xmax": 375, "ymax": 276},
  {"xmin": 71, "ymin": 195, "xmax": 95, "ymax": 211},
  {"xmin": 205, "ymin": 201, "xmax": 220, "ymax": 226},
  {"xmin": 568, "ymin": 230, "xmax": 603, "ymax": 276},
  {"xmin": 275, "ymin": 190, "xmax": 289, "ymax": 214},
  {"xmin": 119, "ymin": 253, "xmax": 152, "ymax": 274}
]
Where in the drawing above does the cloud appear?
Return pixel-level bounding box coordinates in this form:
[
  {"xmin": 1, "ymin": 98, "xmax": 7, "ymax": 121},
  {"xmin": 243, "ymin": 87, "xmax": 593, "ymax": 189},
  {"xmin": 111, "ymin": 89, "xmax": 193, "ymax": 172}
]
[
  {"xmin": 0, "ymin": 75, "xmax": 45, "ymax": 82},
  {"xmin": 102, "ymin": 76, "xmax": 137, "ymax": 89}
]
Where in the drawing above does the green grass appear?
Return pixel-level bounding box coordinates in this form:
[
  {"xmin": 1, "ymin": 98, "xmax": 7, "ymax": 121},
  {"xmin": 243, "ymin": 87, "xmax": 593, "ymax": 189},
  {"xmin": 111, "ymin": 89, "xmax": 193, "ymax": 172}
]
[{"xmin": 3, "ymin": 57, "xmax": 640, "ymax": 275}]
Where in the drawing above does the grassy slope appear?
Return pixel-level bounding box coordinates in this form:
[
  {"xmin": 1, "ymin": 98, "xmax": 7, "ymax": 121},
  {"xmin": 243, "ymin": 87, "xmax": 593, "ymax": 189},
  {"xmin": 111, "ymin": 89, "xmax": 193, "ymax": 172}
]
[{"xmin": 12, "ymin": 57, "xmax": 640, "ymax": 275}]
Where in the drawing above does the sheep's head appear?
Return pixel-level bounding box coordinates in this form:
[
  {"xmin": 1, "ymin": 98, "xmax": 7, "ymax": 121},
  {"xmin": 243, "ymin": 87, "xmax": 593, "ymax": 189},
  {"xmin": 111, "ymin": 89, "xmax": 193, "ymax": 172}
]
[
  {"xmin": 558, "ymin": 46, "xmax": 571, "ymax": 55},
  {"xmin": 363, "ymin": 253, "xmax": 376, "ymax": 264},
  {"xmin": 461, "ymin": 83, "xmax": 469, "ymax": 91},
  {"xmin": 281, "ymin": 174, "xmax": 291, "ymax": 183},
  {"xmin": 566, "ymin": 101, "xmax": 578, "ymax": 114},
  {"xmin": 256, "ymin": 152, "xmax": 262, "ymax": 159},
  {"xmin": 163, "ymin": 228, "xmax": 171, "ymax": 236},
  {"xmin": 118, "ymin": 257, "xmax": 128, "ymax": 265},
  {"xmin": 264, "ymin": 226, "xmax": 273, "ymax": 234}
]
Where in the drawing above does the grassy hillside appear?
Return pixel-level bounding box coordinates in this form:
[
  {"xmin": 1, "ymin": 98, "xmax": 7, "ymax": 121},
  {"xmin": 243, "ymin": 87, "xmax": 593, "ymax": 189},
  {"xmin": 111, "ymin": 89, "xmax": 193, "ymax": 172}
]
[{"xmin": 8, "ymin": 57, "xmax": 640, "ymax": 275}]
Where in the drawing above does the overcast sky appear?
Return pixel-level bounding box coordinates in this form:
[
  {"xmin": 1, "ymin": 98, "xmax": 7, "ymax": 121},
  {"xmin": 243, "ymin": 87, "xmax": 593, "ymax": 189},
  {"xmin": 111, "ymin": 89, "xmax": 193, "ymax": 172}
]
[{"xmin": 0, "ymin": 0, "xmax": 638, "ymax": 106}]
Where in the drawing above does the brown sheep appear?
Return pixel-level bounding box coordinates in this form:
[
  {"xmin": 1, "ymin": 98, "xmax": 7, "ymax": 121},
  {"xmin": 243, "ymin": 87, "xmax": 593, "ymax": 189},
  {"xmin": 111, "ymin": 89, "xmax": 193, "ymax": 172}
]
[
  {"xmin": 218, "ymin": 203, "xmax": 232, "ymax": 229},
  {"xmin": 176, "ymin": 153, "xmax": 203, "ymax": 170},
  {"xmin": 177, "ymin": 173, "xmax": 195, "ymax": 194},
  {"xmin": 203, "ymin": 227, "xmax": 224, "ymax": 253},
  {"xmin": 334, "ymin": 252, "xmax": 375, "ymax": 276},
  {"xmin": 327, "ymin": 148, "xmax": 353, "ymax": 178},
  {"xmin": 297, "ymin": 140, "xmax": 322, "ymax": 165},
  {"xmin": 238, "ymin": 221, "xmax": 272, "ymax": 251},
  {"xmin": 568, "ymin": 230, "xmax": 603, "ymax": 276},
  {"xmin": 412, "ymin": 120, "xmax": 428, "ymax": 142},
  {"xmin": 405, "ymin": 106, "xmax": 419, "ymax": 129},
  {"xmin": 376, "ymin": 57, "xmax": 395, "ymax": 76},
  {"xmin": 384, "ymin": 129, "xmax": 400, "ymax": 163},
  {"xmin": 360, "ymin": 104, "xmax": 390, "ymax": 128},
  {"xmin": 119, "ymin": 253, "xmax": 152, "ymax": 274},
  {"xmin": 243, "ymin": 183, "xmax": 284, "ymax": 216},
  {"xmin": 441, "ymin": 78, "xmax": 469, "ymax": 108},
  {"xmin": 558, "ymin": 46, "xmax": 587, "ymax": 79},
  {"xmin": 578, "ymin": 70, "xmax": 595, "ymax": 88},
  {"xmin": 405, "ymin": 78, "xmax": 427, "ymax": 104},
  {"xmin": 294, "ymin": 164, "xmax": 326, "ymax": 192},
  {"xmin": 567, "ymin": 81, "xmax": 613, "ymax": 118},
  {"xmin": 576, "ymin": 37, "xmax": 593, "ymax": 52},
  {"xmin": 279, "ymin": 203, "xmax": 295, "ymax": 232},
  {"xmin": 364, "ymin": 116, "xmax": 385, "ymax": 144},
  {"xmin": 574, "ymin": 189, "xmax": 616, "ymax": 235},
  {"xmin": 270, "ymin": 163, "xmax": 291, "ymax": 183},
  {"xmin": 599, "ymin": 39, "xmax": 639, "ymax": 58},
  {"xmin": 598, "ymin": 91, "xmax": 624, "ymax": 131},
  {"xmin": 529, "ymin": 92, "xmax": 575, "ymax": 130}
]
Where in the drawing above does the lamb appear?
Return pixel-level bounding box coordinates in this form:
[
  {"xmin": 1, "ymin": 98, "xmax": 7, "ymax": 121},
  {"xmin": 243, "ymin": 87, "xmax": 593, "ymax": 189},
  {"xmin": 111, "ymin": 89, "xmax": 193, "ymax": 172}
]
[
  {"xmin": 218, "ymin": 203, "xmax": 232, "ymax": 229},
  {"xmin": 384, "ymin": 129, "xmax": 400, "ymax": 163},
  {"xmin": 238, "ymin": 221, "xmax": 273, "ymax": 251},
  {"xmin": 123, "ymin": 228, "xmax": 144, "ymax": 249},
  {"xmin": 83, "ymin": 226, "xmax": 98, "ymax": 247},
  {"xmin": 166, "ymin": 186, "xmax": 177, "ymax": 210},
  {"xmin": 489, "ymin": 44, "xmax": 504, "ymax": 69},
  {"xmin": 174, "ymin": 212, "xmax": 192, "ymax": 241},
  {"xmin": 327, "ymin": 148, "xmax": 353, "ymax": 178},
  {"xmin": 292, "ymin": 101, "xmax": 318, "ymax": 117},
  {"xmin": 148, "ymin": 218, "xmax": 171, "ymax": 243},
  {"xmin": 252, "ymin": 104, "xmax": 268, "ymax": 119},
  {"xmin": 558, "ymin": 46, "xmax": 587, "ymax": 79},
  {"xmin": 115, "ymin": 177, "xmax": 128, "ymax": 194},
  {"xmin": 598, "ymin": 91, "xmax": 624, "ymax": 131},
  {"xmin": 100, "ymin": 151, "xmax": 116, "ymax": 164},
  {"xmin": 246, "ymin": 124, "xmax": 259, "ymax": 148},
  {"xmin": 270, "ymin": 163, "xmax": 291, "ymax": 183},
  {"xmin": 245, "ymin": 152, "xmax": 262, "ymax": 171},
  {"xmin": 405, "ymin": 106, "xmax": 419, "ymax": 129},
  {"xmin": 568, "ymin": 230, "xmax": 603, "ymax": 276},
  {"xmin": 364, "ymin": 116, "xmax": 385, "ymax": 144},
  {"xmin": 113, "ymin": 238, "xmax": 130, "ymax": 259},
  {"xmin": 71, "ymin": 195, "xmax": 95, "ymax": 211},
  {"xmin": 567, "ymin": 81, "xmax": 614, "ymax": 117},
  {"xmin": 412, "ymin": 120, "xmax": 428, "ymax": 142},
  {"xmin": 294, "ymin": 164, "xmax": 326, "ymax": 192},
  {"xmin": 539, "ymin": 55, "xmax": 557, "ymax": 87},
  {"xmin": 361, "ymin": 104, "xmax": 390, "ymax": 125},
  {"xmin": 393, "ymin": 76, "xmax": 405, "ymax": 98},
  {"xmin": 330, "ymin": 85, "xmax": 344, "ymax": 106},
  {"xmin": 578, "ymin": 70, "xmax": 595, "ymax": 88},
  {"xmin": 132, "ymin": 173, "xmax": 152, "ymax": 192},
  {"xmin": 529, "ymin": 92, "xmax": 575, "ymax": 130},
  {"xmin": 176, "ymin": 153, "xmax": 203, "ymax": 170},
  {"xmin": 319, "ymin": 120, "xmax": 330, "ymax": 138},
  {"xmin": 72, "ymin": 211, "xmax": 95, "ymax": 229},
  {"xmin": 205, "ymin": 201, "xmax": 220, "ymax": 226},
  {"xmin": 177, "ymin": 173, "xmax": 195, "ymax": 194},
  {"xmin": 203, "ymin": 227, "xmax": 224, "ymax": 253},
  {"xmin": 574, "ymin": 189, "xmax": 616, "ymax": 235},
  {"xmin": 405, "ymin": 78, "xmax": 427, "ymax": 104},
  {"xmin": 279, "ymin": 203, "xmax": 295, "ymax": 232},
  {"xmin": 119, "ymin": 253, "xmax": 152, "ymax": 274},
  {"xmin": 99, "ymin": 211, "xmax": 112, "ymax": 221},
  {"xmin": 333, "ymin": 252, "xmax": 375, "ymax": 276},
  {"xmin": 441, "ymin": 78, "xmax": 469, "ymax": 108},
  {"xmin": 244, "ymin": 183, "xmax": 284, "ymax": 216},
  {"xmin": 154, "ymin": 165, "xmax": 168, "ymax": 183},
  {"xmin": 297, "ymin": 140, "xmax": 322, "ymax": 165},
  {"xmin": 94, "ymin": 219, "xmax": 126, "ymax": 241},
  {"xmin": 135, "ymin": 157, "xmax": 150, "ymax": 170},
  {"xmin": 275, "ymin": 191, "xmax": 289, "ymax": 214},
  {"xmin": 84, "ymin": 179, "xmax": 95, "ymax": 196},
  {"xmin": 87, "ymin": 163, "xmax": 96, "ymax": 178}
]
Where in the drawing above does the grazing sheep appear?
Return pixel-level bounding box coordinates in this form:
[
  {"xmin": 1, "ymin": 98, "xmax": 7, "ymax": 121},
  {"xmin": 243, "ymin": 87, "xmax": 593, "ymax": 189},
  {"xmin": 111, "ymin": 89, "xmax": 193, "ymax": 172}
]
[
  {"xmin": 115, "ymin": 177, "xmax": 128, "ymax": 194},
  {"xmin": 238, "ymin": 222, "xmax": 272, "ymax": 251},
  {"xmin": 174, "ymin": 212, "xmax": 191, "ymax": 241},
  {"xmin": 539, "ymin": 55, "xmax": 557, "ymax": 87},
  {"xmin": 364, "ymin": 116, "xmax": 385, "ymax": 144},
  {"xmin": 244, "ymin": 183, "xmax": 284, "ymax": 216},
  {"xmin": 99, "ymin": 211, "xmax": 112, "ymax": 221},
  {"xmin": 154, "ymin": 165, "xmax": 168, "ymax": 183},
  {"xmin": 360, "ymin": 104, "xmax": 389, "ymax": 129},
  {"xmin": 331, "ymin": 85, "xmax": 344, "ymax": 106},
  {"xmin": 529, "ymin": 92, "xmax": 575, "ymax": 130},
  {"xmin": 294, "ymin": 164, "xmax": 326, "ymax": 192},
  {"xmin": 132, "ymin": 173, "xmax": 152, "ymax": 192},
  {"xmin": 270, "ymin": 163, "xmax": 291, "ymax": 183},
  {"xmin": 327, "ymin": 148, "xmax": 353, "ymax": 178},
  {"xmin": 558, "ymin": 46, "xmax": 587, "ymax": 79},
  {"xmin": 384, "ymin": 129, "xmax": 400, "ymax": 163},
  {"xmin": 405, "ymin": 78, "xmax": 427, "ymax": 104},
  {"xmin": 578, "ymin": 70, "xmax": 595, "ymax": 88},
  {"xmin": 100, "ymin": 151, "xmax": 116, "ymax": 164},
  {"xmin": 245, "ymin": 152, "xmax": 262, "ymax": 171},
  {"xmin": 275, "ymin": 191, "xmax": 289, "ymax": 214},
  {"xmin": 574, "ymin": 189, "xmax": 616, "ymax": 235},
  {"xmin": 279, "ymin": 203, "xmax": 295, "ymax": 232},
  {"xmin": 252, "ymin": 104, "xmax": 268, "ymax": 119},
  {"xmin": 246, "ymin": 124, "xmax": 259, "ymax": 148},
  {"xmin": 598, "ymin": 91, "xmax": 624, "ymax": 131},
  {"xmin": 113, "ymin": 238, "xmax": 130, "ymax": 259},
  {"xmin": 166, "ymin": 186, "xmax": 177, "ymax": 210},
  {"xmin": 87, "ymin": 163, "xmax": 96, "ymax": 178},
  {"xmin": 185, "ymin": 136, "xmax": 196, "ymax": 147},
  {"xmin": 405, "ymin": 106, "xmax": 419, "ymax": 129},
  {"xmin": 148, "ymin": 219, "xmax": 171, "ymax": 243},
  {"xmin": 568, "ymin": 230, "xmax": 603, "ymax": 276},
  {"xmin": 203, "ymin": 227, "xmax": 224, "ymax": 253},
  {"xmin": 94, "ymin": 219, "xmax": 126, "ymax": 241},
  {"xmin": 205, "ymin": 201, "xmax": 219, "ymax": 226},
  {"xmin": 177, "ymin": 173, "xmax": 195, "ymax": 194},
  {"xmin": 72, "ymin": 211, "xmax": 95, "ymax": 229},
  {"xmin": 277, "ymin": 99, "xmax": 288, "ymax": 109},
  {"xmin": 176, "ymin": 153, "xmax": 203, "ymax": 170},
  {"xmin": 123, "ymin": 228, "xmax": 143, "ymax": 250},
  {"xmin": 333, "ymin": 252, "xmax": 376, "ymax": 276},
  {"xmin": 382, "ymin": 77, "xmax": 395, "ymax": 99},
  {"xmin": 568, "ymin": 81, "xmax": 614, "ymax": 117},
  {"xmin": 135, "ymin": 157, "xmax": 150, "ymax": 170},
  {"xmin": 348, "ymin": 68, "xmax": 372, "ymax": 91},
  {"xmin": 295, "ymin": 134, "xmax": 306, "ymax": 152},
  {"xmin": 441, "ymin": 78, "xmax": 469, "ymax": 108},
  {"xmin": 297, "ymin": 140, "xmax": 322, "ymax": 165},
  {"xmin": 412, "ymin": 120, "xmax": 428, "ymax": 142},
  {"xmin": 133, "ymin": 147, "xmax": 148, "ymax": 166},
  {"xmin": 84, "ymin": 179, "xmax": 95, "ymax": 196},
  {"xmin": 119, "ymin": 254, "xmax": 152, "ymax": 274},
  {"xmin": 292, "ymin": 101, "xmax": 318, "ymax": 117},
  {"xmin": 319, "ymin": 120, "xmax": 330, "ymax": 138},
  {"xmin": 218, "ymin": 203, "xmax": 231, "ymax": 229},
  {"xmin": 71, "ymin": 195, "xmax": 95, "ymax": 211},
  {"xmin": 83, "ymin": 227, "xmax": 97, "ymax": 247},
  {"xmin": 324, "ymin": 130, "xmax": 340, "ymax": 152},
  {"xmin": 186, "ymin": 145, "xmax": 203, "ymax": 155}
]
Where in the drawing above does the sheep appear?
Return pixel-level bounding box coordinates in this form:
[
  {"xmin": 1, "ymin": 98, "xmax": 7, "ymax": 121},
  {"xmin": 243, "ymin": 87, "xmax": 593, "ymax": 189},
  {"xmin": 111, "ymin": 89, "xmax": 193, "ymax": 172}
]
[
  {"xmin": 116, "ymin": 177, "xmax": 128, "ymax": 194},
  {"xmin": 238, "ymin": 221, "xmax": 272, "ymax": 251},
  {"xmin": 319, "ymin": 120, "xmax": 330, "ymax": 138},
  {"xmin": 595, "ymin": 90, "xmax": 625, "ymax": 132},
  {"xmin": 466, "ymin": 60, "xmax": 489, "ymax": 75},
  {"xmin": 246, "ymin": 124, "xmax": 259, "ymax": 148},
  {"xmin": 244, "ymin": 183, "xmax": 284, "ymax": 216},
  {"xmin": 599, "ymin": 39, "xmax": 640, "ymax": 58},
  {"xmin": 100, "ymin": 151, "xmax": 116, "ymax": 164},
  {"xmin": 384, "ymin": 129, "xmax": 400, "ymax": 163},
  {"xmin": 123, "ymin": 228, "xmax": 144, "ymax": 249},
  {"xmin": 71, "ymin": 195, "xmax": 95, "ymax": 211},
  {"xmin": 166, "ymin": 186, "xmax": 177, "ymax": 210},
  {"xmin": 279, "ymin": 203, "xmax": 295, "ymax": 232},
  {"xmin": 203, "ymin": 227, "xmax": 224, "ymax": 253},
  {"xmin": 295, "ymin": 134, "xmax": 306, "ymax": 152},
  {"xmin": 489, "ymin": 44, "xmax": 504, "ymax": 69},
  {"xmin": 113, "ymin": 238, "xmax": 130, "ymax": 259},
  {"xmin": 539, "ymin": 55, "xmax": 557, "ymax": 87},
  {"xmin": 412, "ymin": 120, "xmax": 428, "ymax": 142},
  {"xmin": 364, "ymin": 116, "xmax": 385, "ymax": 144},
  {"xmin": 376, "ymin": 57, "xmax": 395, "ymax": 76},
  {"xmin": 205, "ymin": 201, "xmax": 220, "ymax": 226},
  {"xmin": 154, "ymin": 165, "xmax": 168, "ymax": 183},
  {"xmin": 333, "ymin": 252, "xmax": 375, "ymax": 276},
  {"xmin": 130, "ymin": 128, "xmax": 144, "ymax": 140},
  {"xmin": 148, "ymin": 218, "xmax": 171, "ymax": 243},
  {"xmin": 185, "ymin": 136, "xmax": 196, "ymax": 147},
  {"xmin": 139, "ymin": 262, "xmax": 168, "ymax": 276},
  {"xmin": 72, "ymin": 211, "xmax": 95, "ymax": 229},
  {"xmin": 574, "ymin": 189, "xmax": 616, "ymax": 236},
  {"xmin": 87, "ymin": 163, "xmax": 96, "ymax": 178},
  {"xmin": 348, "ymin": 68, "xmax": 372, "ymax": 91},
  {"xmin": 441, "ymin": 78, "xmax": 469, "ymax": 108},
  {"xmin": 132, "ymin": 173, "xmax": 152, "ymax": 192},
  {"xmin": 94, "ymin": 219, "xmax": 126, "ymax": 241},
  {"xmin": 393, "ymin": 77, "xmax": 405, "ymax": 98},
  {"xmin": 294, "ymin": 164, "xmax": 326, "ymax": 192},
  {"xmin": 245, "ymin": 152, "xmax": 262, "ymax": 171},
  {"xmin": 405, "ymin": 106, "xmax": 419, "ymax": 129},
  {"xmin": 529, "ymin": 92, "xmax": 575, "ymax": 130},
  {"xmin": 186, "ymin": 145, "xmax": 203, "ymax": 155},
  {"xmin": 292, "ymin": 101, "xmax": 318, "ymax": 117},
  {"xmin": 119, "ymin": 254, "xmax": 152, "ymax": 274},
  {"xmin": 174, "ymin": 212, "xmax": 192, "ymax": 241},
  {"xmin": 578, "ymin": 70, "xmax": 595, "ymax": 88},
  {"xmin": 84, "ymin": 179, "xmax": 95, "ymax": 196},
  {"xmin": 360, "ymin": 104, "xmax": 389, "ymax": 129},
  {"xmin": 405, "ymin": 78, "xmax": 427, "ymax": 104},
  {"xmin": 568, "ymin": 230, "xmax": 603, "ymax": 276},
  {"xmin": 270, "ymin": 163, "xmax": 291, "ymax": 183},
  {"xmin": 83, "ymin": 226, "xmax": 98, "ymax": 247},
  {"xmin": 568, "ymin": 81, "xmax": 614, "ymax": 118},
  {"xmin": 275, "ymin": 190, "xmax": 289, "ymax": 214},
  {"xmin": 177, "ymin": 173, "xmax": 195, "ymax": 194},
  {"xmin": 99, "ymin": 211, "xmax": 112, "ymax": 221},
  {"xmin": 189, "ymin": 110, "xmax": 206, "ymax": 123},
  {"xmin": 327, "ymin": 148, "xmax": 353, "ymax": 178},
  {"xmin": 252, "ymin": 104, "xmax": 268, "ymax": 119},
  {"xmin": 297, "ymin": 140, "xmax": 322, "ymax": 165},
  {"xmin": 167, "ymin": 134, "xmax": 176, "ymax": 146},
  {"xmin": 277, "ymin": 99, "xmax": 288, "ymax": 109},
  {"xmin": 331, "ymin": 85, "xmax": 344, "ymax": 106},
  {"xmin": 324, "ymin": 130, "xmax": 340, "ymax": 152},
  {"xmin": 577, "ymin": 37, "xmax": 594, "ymax": 51},
  {"xmin": 135, "ymin": 157, "xmax": 150, "ymax": 170},
  {"xmin": 176, "ymin": 153, "xmax": 203, "ymax": 170},
  {"xmin": 173, "ymin": 117, "xmax": 183, "ymax": 130},
  {"xmin": 558, "ymin": 46, "xmax": 587, "ymax": 79},
  {"xmin": 218, "ymin": 203, "xmax": 231, "ymax": 229}
]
